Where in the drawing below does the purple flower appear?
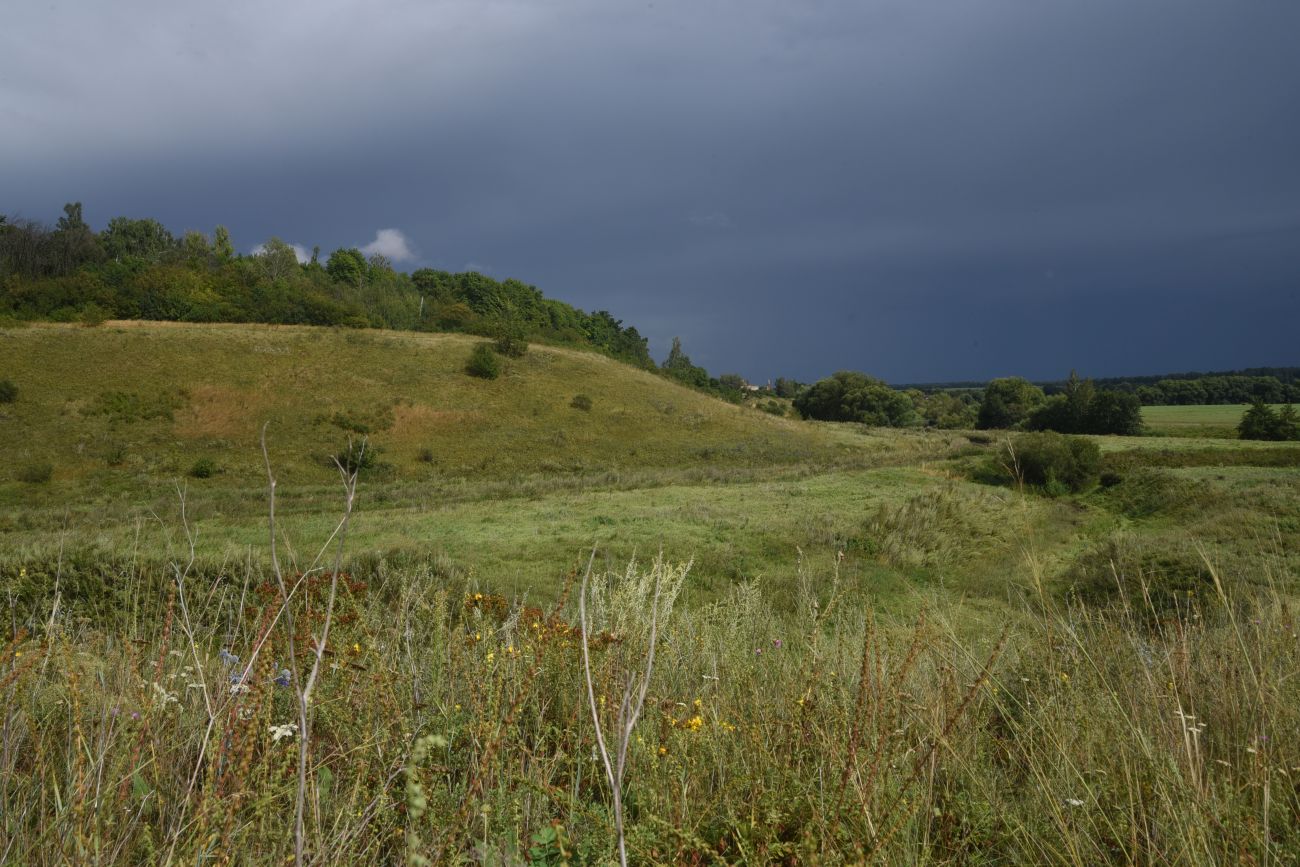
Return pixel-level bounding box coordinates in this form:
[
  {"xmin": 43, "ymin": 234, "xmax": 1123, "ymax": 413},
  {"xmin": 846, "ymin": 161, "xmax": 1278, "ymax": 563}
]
[
  {"xmin": 772, "ymin": 639, "xmax": 782, "ymax": 649},
  {"xmin": 274, "ymin": 669, "xmax": 291, "ymax": 688},
  {"xmin": 754, "ymin": 648, "xmax": 762, "ymax": 655}
]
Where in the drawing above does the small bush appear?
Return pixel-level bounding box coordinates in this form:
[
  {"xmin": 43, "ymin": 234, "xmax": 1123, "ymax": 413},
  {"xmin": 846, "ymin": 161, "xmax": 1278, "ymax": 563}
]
[
  {"xmin": 993, "ymin": 431, "xmax": 1101, "ymax": 494},
  {"xmin": 417, "ymin": 447, "xmax": 435, "ymax": 463},
  {"xmin": 493, "ymin": 332, "xmax": 529, "ymax": 359},
  {"xmin": 188, "ymin": 458, "xmax": 217, "ymax": 479},
  {"xmin": 330, "ymin": 440, "xmax": 381, "ymax": 474},
  {"xmin": 16, "ymin": 462, "xmax": 53, "ymax": 483},
  {"xmin": 570, "ymin": 394, "xmax": 593, "ymax": 411},
  {"xmin": 80, "ymin": 303, "xmax": 108, "ymax": 327},
  {"xmin": 0, "ymin": 379, "xmax": 16, "ymax": 403},
  {"xmin": 466, "ymin": 343, "xmax": 501, "ymax": 379}
]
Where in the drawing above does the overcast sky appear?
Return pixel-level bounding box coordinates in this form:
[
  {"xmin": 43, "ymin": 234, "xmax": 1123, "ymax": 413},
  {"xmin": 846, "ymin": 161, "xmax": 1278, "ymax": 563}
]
[{"xmin": 3, "ymin": 0, "xmax": 1298, "ymax": 382}]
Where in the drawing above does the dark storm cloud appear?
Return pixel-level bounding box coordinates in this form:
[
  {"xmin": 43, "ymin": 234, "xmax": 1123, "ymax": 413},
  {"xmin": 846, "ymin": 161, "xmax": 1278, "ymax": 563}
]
[{"xmin": 4, "ymin": 0, "xmax": 1298, "ymax": 381}]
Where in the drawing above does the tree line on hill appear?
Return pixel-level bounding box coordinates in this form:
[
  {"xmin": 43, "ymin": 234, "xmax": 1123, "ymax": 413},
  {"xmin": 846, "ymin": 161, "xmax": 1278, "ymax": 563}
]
[
  {"xmin": 902, "ymin": 368, "xmax": 1300, "ymax": 406},
  {"xmin": 0, "ymin": 204, "xmax": 654, "ymax": 367}
]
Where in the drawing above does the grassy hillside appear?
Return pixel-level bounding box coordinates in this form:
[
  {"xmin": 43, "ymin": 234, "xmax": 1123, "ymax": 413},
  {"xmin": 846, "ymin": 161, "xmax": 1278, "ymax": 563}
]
[
  {"xmin": 3, "ymin": 322, "xmax": 1300, "ymax": 863},
  {"xmin": 0, "ymin": 321, "xmax": 865, "ymax": 486}
]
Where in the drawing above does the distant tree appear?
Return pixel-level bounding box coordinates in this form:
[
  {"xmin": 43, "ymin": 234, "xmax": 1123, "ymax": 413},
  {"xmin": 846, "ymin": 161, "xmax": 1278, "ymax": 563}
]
[
  {"xmin": 56, "ymin": 202, "xmax": 87, "ymax": 233},
  {"xmin": 255, "ymin": 238, "xmax": 302, "ymax": 281},
  {"xmin": 213, "ymin": 225, "xmax": 235, "ymax": 261},
  {"xmin": 326, "ymin": 248, "xmax": 367, "ymax": 287},
  {"xmin": 1238, "ymin": 401, "xmax": 1298, "ymax": 441},
  {"xmin": 717, "ymin": 373, "xmax": 747, "ymax": 393},
  {"xmin": 661, "ymin": 337, "xmax": 710, "ymax": 389},
  {"xmin": 773, "ymin": 377, "xmax": 802, "ymax": 399},
  {"xmin": 1276, "ymin": 404, "xmax": 1300, "ymax": 441},
  {"xmin": 101, "ymin": 217, "xmax": 174, "ymax": 262},
  {"xmin": 978, "ymin": 377, "xmax": 1045, "ymax": 429},
  {"xmin": 1083, "ymin": 390, "xmax": 1144, "ymax": 435},
  {"xmin": 794, "ymin": 370, "xmax": 918, "ymax": 427}
]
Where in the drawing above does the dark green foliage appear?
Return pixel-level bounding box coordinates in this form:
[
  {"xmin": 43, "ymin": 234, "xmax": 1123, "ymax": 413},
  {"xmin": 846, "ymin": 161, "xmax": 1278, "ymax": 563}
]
[
  {"xmin": 793, "ymin": 370, "xmax": 918, "ymax": 427},
  {"xmin": 466, "ymin": 343, "xmax": 501, "ymax": 379},
  {"xmin": 0, "ymin": 379, "xmax": 16, "ymax": 403},
  {"xmin": 491, "ymin": 321, "xmax": 529, "ymax": 358},
  {"xmin": 1, "ymin": 205, "xmax": 656, "ymax": 370},
  {"xmin": 994, "ymin": 431, "xmax": 1101, "ymax": 494},
  {"xmin": 1238, "ymin": 402, "xmax": 1300, "ymax": 441},
  {"xmin": 330, "ymin": 440, "xmax": 380, "ymax": 474},
  {"xmin": 1027, "ymin": 372, "xmax": 1143, "ymax": 435},
  {"xmin": 570, "ymin": 393, "xmax": 593, "ymax": 411},
  {"xmin": 325, "ymin": 248, "xmax": 367, "ymax": 287},
  {"xmin": 80, "ymin": 302, "xmax": 109, "ymax": 326},
  {"xmin": 1084, "ymin": 390, "xmax": 1144, "ymax": 435},
  {"xmin": 977, "ymin": 377, "xmax": 1045, "ymax": 429},
  {"xmin": 102, "ymin": 217, "xmax": 175, "ymax": 263},
  {"xmin": 758, "ymin": 399, "xmax": 786, "ymax": 416},
  {"xmin": 661, "ymin": 337, "xmax": 710, "ymax": 389},
  {"xmin": 417, "ymin": 447, "xmax": 436, "ymax": 463},
  {"xmin": 915, "ymin": 391, "xmax": 978, "ymax": 429},
  {"xmin": 188, "ymin": 458, "xmax": 217, "ymax": 479},
  {"xmin": 773, "ymin": 377, "xmax": 803, "ymax": 399},
  {"xmin": 16, "ymin": 462, "xmax": 53, "ymax": 483}
]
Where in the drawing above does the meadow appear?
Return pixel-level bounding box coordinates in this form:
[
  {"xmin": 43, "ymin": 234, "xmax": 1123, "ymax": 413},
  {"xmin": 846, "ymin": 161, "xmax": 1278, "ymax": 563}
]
[
  {"xmin": 2, "ymin": 323, "xmax": 1299, "ymax": 864},
  {"xmin": 1140, "ymin": 403, "xmax": 1291, "ymax": 438}
]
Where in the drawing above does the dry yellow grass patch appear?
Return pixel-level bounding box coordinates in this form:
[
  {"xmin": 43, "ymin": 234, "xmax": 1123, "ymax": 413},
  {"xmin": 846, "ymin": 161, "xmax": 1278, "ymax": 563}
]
[
  {"xmin": 390, "ymin": 403, "xmax": 487, "ymax": 439},
  {"xmin": 174, "ymin": 384, "xmax": 266, "ymax": 439}
]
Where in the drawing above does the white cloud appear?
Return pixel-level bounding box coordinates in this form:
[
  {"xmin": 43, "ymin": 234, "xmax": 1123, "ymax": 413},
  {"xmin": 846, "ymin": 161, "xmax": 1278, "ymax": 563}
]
[
  {"xmin": 361, "ymin": 228, "xmax": 416, "ymax": 262},
  {"xmin": 250, "ymin": 241, "xmax": 311, "ymax": 263}
]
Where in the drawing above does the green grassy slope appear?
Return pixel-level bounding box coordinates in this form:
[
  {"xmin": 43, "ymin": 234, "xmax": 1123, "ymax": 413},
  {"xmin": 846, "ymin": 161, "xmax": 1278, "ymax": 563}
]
[{"xmin": 0, "ymin": 321, "xmax": 871, "ymax": 485}]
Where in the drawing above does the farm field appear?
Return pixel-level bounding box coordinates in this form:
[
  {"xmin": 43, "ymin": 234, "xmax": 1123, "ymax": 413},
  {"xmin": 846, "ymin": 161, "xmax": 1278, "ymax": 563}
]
[
  {"xmin": 2, "ymin": 323, "xmax": 1300, "ymax": 864},
  {"xmin": 1140, "ymin": 402, "xmax": 1292, "ymax": 437}
]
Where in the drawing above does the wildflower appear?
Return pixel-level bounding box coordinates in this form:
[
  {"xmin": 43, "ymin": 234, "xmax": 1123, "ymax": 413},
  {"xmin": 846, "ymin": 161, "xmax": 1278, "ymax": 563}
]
[
  {"xmin": 231, "ymin": 682, "xmax": 250, "ymax": 695},
  {"xmin": 352, "ymin": 642, "xmax": 361, "ymax": 654},
  {"xmin": 486, "ymin": 652, "xmax": 495, "ymax": 663},
  {"xmin": 269, "ymin": 722, "xmax": 299, "ymax": 743},
  {"xmin": 754, "ymin": 648, "xmax": 762, "ymax": 656},
  {"xmin": 274, "ymin": 669, "xmax": 292, "ymax": 688},
  {"xmin": 131, "ymin": 711, "xmax": 140, "ymax": 721},
  {"xmin": 1063, "ymin": 798, "xmax": 1084, "ymax": 807},
  {"xmin": 772, "ymin": 639, "xmax": 782, "ymax": 649},
  {"xmin": 693, "ymin": 698, "xmax": 702, "ymax": 709},
  {"xmin": 658, "ymin": 746, "xmax": 667, "ymax": 756},
  {"xmin": 686, "ymin": 715, "xmax": 704, "ymax": 731}
]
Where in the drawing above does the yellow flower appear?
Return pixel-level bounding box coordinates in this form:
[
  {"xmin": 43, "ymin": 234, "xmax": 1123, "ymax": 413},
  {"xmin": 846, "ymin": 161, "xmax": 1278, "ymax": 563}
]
[
  {"xmin": 352, "ymin": 642, "xmax": 361, "ymax": 654},
  {"xmin": 658, "ymin": 746, "xmax": 667, "ymax": 756},
  {"xmin": 693, "ymin": 698, "xmax": 702, "ymax": 709},
  {"xmin": 486, "ymin": 652, "xmax": 495, "ymax": 663},
  {"xmin": 474, "ymin": 593, "xmax": 483, "ymax": 601}
]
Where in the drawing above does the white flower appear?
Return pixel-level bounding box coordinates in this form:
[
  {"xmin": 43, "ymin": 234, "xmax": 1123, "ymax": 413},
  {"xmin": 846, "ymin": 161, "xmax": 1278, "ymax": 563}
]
[
  {"xmin": 270, "ymin": 722, "xmax": 299, "ymax": 743},
  {"xmin": 230, "ymin": 683, "xmax": 250, "ymax": 695},
  {"xmin": 1064, "ymin": 798, "xmax": 1085, "ymax": 808}
]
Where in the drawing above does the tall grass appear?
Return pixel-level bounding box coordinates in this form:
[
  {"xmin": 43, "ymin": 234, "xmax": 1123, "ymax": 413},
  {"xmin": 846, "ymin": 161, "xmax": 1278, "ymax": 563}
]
[{"xmin": 2, "ymin": 541, "xmax": 1296, "ymax": 864}]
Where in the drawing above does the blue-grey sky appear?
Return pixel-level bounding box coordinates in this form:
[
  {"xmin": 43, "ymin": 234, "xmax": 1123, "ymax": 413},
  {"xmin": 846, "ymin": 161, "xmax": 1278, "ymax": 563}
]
[{"xmin": 3, "ymin": 0, "xmax": 1298, "ymax": 383}]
